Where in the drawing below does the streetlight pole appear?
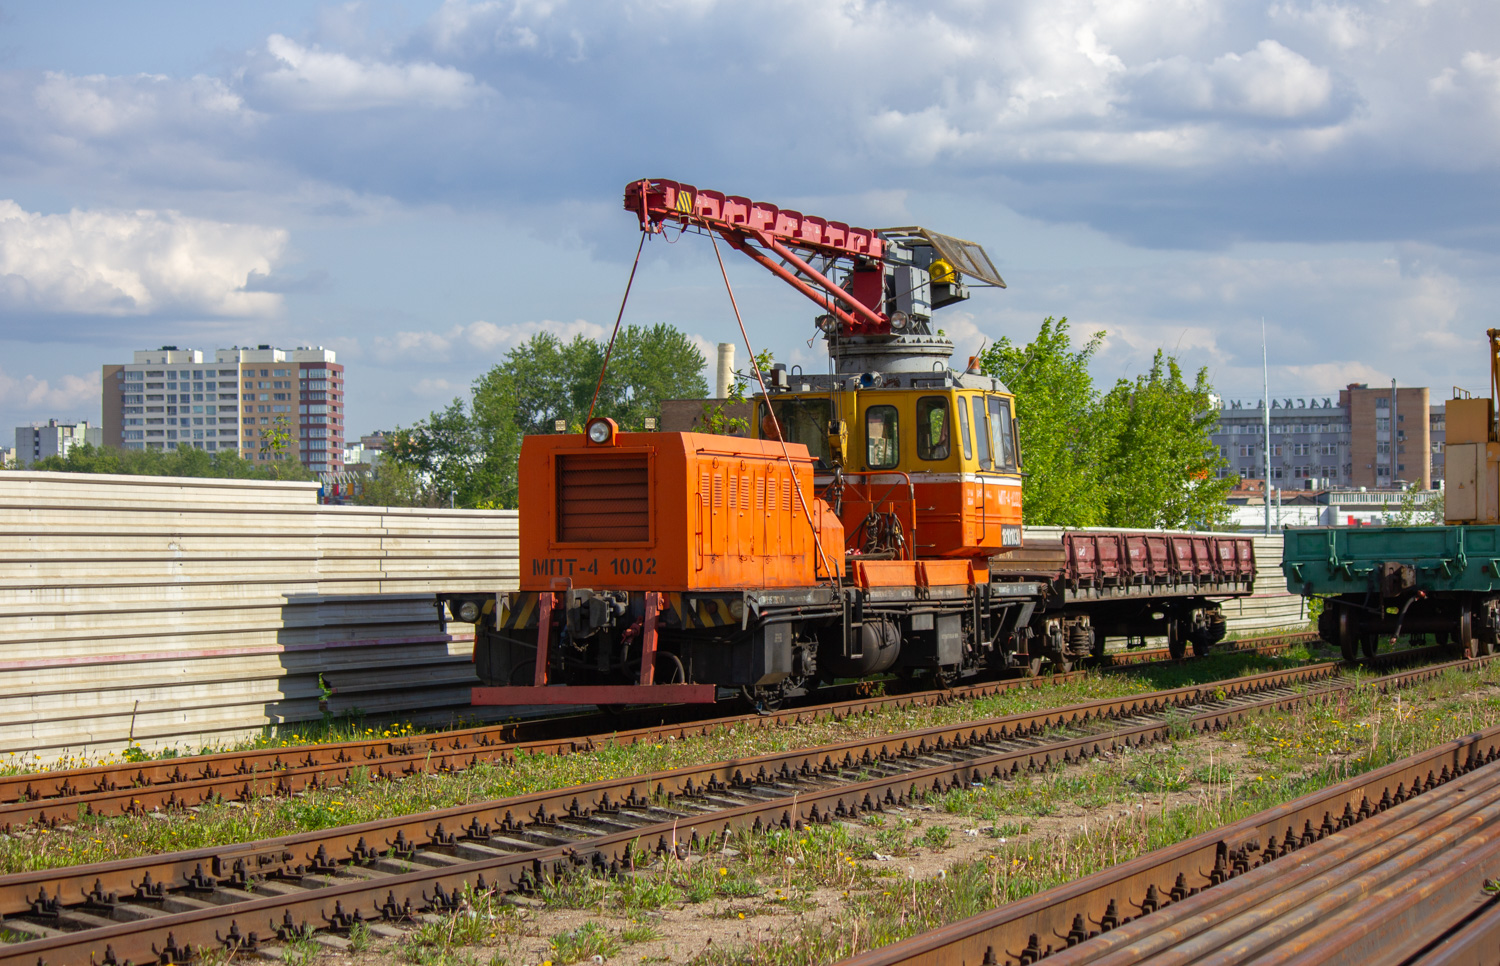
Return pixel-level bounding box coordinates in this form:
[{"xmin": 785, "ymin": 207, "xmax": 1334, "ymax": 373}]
[{"xmin": 1263, "ymin": 319, "xmax": 1272, "ymax": 535}]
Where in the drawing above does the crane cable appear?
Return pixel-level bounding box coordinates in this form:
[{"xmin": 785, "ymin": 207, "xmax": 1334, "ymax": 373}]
[
  {"xmin": 586, "ymin": 231, "xmax": 649, "ymax": 423},
  {"xmin": 708, "ymin": 231, "xmax": 839, "ymax": 584}
]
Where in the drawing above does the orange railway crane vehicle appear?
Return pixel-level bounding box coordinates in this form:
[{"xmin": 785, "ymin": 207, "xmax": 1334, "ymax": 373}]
[{"xmin": 438, "ymin": 179, "xmax": 1255, "ymax": 710}]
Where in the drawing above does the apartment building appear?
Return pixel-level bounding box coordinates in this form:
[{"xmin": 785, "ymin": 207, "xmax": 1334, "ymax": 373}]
[
  {"xmin": 102, "ymin": 345, "xmax": 345, "ymax": 473},
  {"xmin": 13, "ymin": 419, "xmax": 102, "ymax": 467}
]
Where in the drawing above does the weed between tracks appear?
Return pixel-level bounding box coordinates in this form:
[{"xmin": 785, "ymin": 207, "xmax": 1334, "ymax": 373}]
[
  {"xmin": 0, "ymin": 649, "xmax": 1309, "ymax": 877},
  {"xmin": 296, "ymin": 657, "xmax": 1500, "ymax": 966}
]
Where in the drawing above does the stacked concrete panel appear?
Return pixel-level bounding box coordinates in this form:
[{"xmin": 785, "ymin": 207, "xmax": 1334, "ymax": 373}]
[
  {"xmin": 1221, "ymin": 533, "xmax": 1309, "ymax": 635},
  {"xmin": 0, "ymin": 471, "xmax": 516, "ymax": 760}
]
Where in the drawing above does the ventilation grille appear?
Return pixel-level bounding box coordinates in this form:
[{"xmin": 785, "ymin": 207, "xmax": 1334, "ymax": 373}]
[{"xmin": 557, "ymin": 452, "xmax": 649, "ymax": 542}]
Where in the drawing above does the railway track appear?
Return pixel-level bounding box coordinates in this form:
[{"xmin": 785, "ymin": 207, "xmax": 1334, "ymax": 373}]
[
  {"xmin": 836, "ymin": 699, "xmax": 1500, "ymax": 966},
  {"xmin": 0, "ymin": 646, "xmax": 1467, "ymax": 965},
  {"xmin": 0, "ymin": 631, "xmax": 1316, "ymax": 831}
]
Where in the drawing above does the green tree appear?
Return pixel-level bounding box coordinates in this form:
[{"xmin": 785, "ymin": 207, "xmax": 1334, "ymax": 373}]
[
  {"xmin": 980, "ymin": 317, "xmax": 1236, "ymax": 529},
  {"xmin": 979, "ymin": 317, "xmax": 1108, "ymax": 526},
  {"xmin": 355, "ymin": 455, "xmax": 433, "ymax": 507},
  {"xmin": 394, "ymin": 324, "xmax": 709, "ymax": 508},
  {"xmin": 1097, "ymin": 351, "xmax": 1235, "ymax": 529},
  {"xmin": 702, "ymin": 349, "xmax": 774, "ymax": 435},
  {"xmin": 30, "ymin": 442, "xmax": 314, "ymax": 482}
]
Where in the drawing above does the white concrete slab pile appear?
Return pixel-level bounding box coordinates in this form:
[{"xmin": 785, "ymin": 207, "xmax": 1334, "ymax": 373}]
[{"xmin": 0, "ymin": 471, "xmax": 517, "ymax": 762}]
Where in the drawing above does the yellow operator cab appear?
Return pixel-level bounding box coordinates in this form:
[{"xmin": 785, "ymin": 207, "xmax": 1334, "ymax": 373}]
[{"xmin": 755, "ymin": 374, "xmax": 1025, "ymax": 558}]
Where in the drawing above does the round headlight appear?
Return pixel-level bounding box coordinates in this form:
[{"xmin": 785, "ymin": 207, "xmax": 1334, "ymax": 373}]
[
  {"xmin": 729, "ymin": 599, "xmax": 745, "ymax": 620},
  {"xmin": 889, "ymin": 311, "xmax": 910, "ymax": 331},
  {"xmin": 815, "ymin": 314, "xmax": 838, "ymax": 333},
  {"xmin": 457, "ymin": 600, "xmax": 480, "ymax": 623},
  {"xmin": 587, "ymin": 420, "xmax": 612, "ymax": 444}
]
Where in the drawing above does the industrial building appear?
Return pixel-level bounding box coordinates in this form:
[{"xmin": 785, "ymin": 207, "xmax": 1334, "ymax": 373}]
[
  {"xmin": 102, "ymin": 345, "xmax": 345, "ymax": 474},
  {"xmin": 1212, "ymin": 383, "xmax": 1439, "ymax": 491}
]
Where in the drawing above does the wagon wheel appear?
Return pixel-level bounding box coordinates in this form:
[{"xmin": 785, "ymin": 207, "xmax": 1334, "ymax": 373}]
[
  {"xmin": 1166, "ymin": 620, "xmax": 1187, "ymax": 661},
  {"xmin": 1459, "ymin": 603, "xmax": 1476, "ymax": 660},
  {"xmin": 1360, "ymin": 633, "xmax": 1379, "ymax": 660},
  {"xmin": 1336, "ymin": 608, "xmax": 1359, "ymax": 663},
  {"xmin": 741, "ymin": 684, "xmax": 787, "ymax": 713},
  {"xmin": 1480, "ymin": 600, "xmax": 1500, "ymax": 657},
  {"xmin": 1026, "ymin": 656, "xmax": 1044, "ymax": 677},
  {"xmin": 1189, "ymin": 636, "xmax": 1210, "ymax": 659},
  {"xmin": 1091, "ymin": 635, "xmax": 1107, "ymax": 661},
  {"xmin": 1434, "ymin": 630, "xmax": 1451, "ymax": 649}
]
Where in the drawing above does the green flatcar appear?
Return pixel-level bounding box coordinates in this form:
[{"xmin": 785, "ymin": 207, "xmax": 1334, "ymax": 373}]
[{"xmin": 1283, "ymin": 525, "xmax": 1500, "ymax": 660}]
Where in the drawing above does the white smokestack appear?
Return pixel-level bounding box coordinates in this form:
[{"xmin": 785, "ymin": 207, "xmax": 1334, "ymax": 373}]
[{"xmin": 716, "ymin": 343, "xmax": 735, "ymax": 399}]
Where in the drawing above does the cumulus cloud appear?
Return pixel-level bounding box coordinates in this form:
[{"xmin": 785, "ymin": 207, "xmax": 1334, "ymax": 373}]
[
  {"xmin": 0, "ymin": 201, "xmax": 286, "ymax": 319},
  {"xmin": 32, "ymin": 70, "xmax": 250, "ymax": 138},
  {"xmin": 0, "ymin": 366, "xmax": 100, "ymax": 413},
  {"xmin": 246, "ymin": 34, "xmax": 486, "ymax": 111},
  {"xmin": 372, "ymin": 318, "xmax": 606, "ymax": 364},
  {"xmin": 1132, "ymin": 41, "xmax": 1336, "ymax": 120}
]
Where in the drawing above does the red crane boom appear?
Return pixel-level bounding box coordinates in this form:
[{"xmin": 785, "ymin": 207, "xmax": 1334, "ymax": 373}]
[{"xmin": 624, "ymin": 178, "xmax": 890, "ymax": 334}]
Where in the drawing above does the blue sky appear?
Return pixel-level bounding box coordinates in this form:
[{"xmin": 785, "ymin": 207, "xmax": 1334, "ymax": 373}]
[{"xmin": 2, "ymin": 0, "xmax": 1499, "ymax": 437}]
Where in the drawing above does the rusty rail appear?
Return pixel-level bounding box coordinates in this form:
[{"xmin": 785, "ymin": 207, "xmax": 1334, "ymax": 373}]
[
  {"xmin": 834, "ymin": 666, "xmax": 1500, "ymax": 966},
  {"xmin": 0, "ymin": 632, "xmax": 1317, "ymax": 830},
  {"xmin": 0, "ymin": 650, "xmax": 1468, "ymax": 965}
]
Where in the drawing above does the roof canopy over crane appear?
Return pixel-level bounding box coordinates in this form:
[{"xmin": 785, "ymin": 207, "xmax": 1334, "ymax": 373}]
[{"xmin": 624, "ymin": 179, "xmax": 1003, "ymax": 344}]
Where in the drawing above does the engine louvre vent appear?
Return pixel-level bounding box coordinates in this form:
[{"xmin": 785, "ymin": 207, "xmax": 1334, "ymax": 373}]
[{"xmin": 556, "ymin": 452, "xmax": 650, "ymax": 542}]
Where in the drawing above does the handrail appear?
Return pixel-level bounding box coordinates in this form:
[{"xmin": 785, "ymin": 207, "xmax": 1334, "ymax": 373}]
[{"xmin": 825, "ymin": 470, "xmax": 919, "ymax": 561}]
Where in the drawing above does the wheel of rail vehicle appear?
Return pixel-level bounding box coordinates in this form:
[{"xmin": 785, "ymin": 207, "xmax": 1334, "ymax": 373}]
[
  {"xmin": 1091, "ymin": 635, "xmax": 1107, "ymax": 661},
  {"xmin": 1026, "ymin": 655, "xmax": 1045, "ymax": 677},
  {"xmin": 742, "ymin": 683, "xmax": 788, "ymax": 713},
  {"xmin": 1336, "ymin": 607, "xmax": 1359, "ymax": 663},
  {"xmin": 1479, "ymin": 600, "xmax": 1500, "ymax": 657},
  {"xmin": 1459, "ymin": 602, "xmax": 1476, "ymax": 659},
  {"xmin": 1361, "ymin": 633, "xmax": 1379, "ymax": 661},
  {"xmin": 1166, "ymin": 620, "xmax": 1188, "ymax": 661}
]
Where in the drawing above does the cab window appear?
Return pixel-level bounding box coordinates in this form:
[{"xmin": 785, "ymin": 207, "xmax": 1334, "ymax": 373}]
[
  {"xmin": 970, "ymin": 396, "xmax": 991, "ymax": 469},
  {"xmin": 916, "ymin": 396, "xmax": 950, "ymax": 460},
  {"xmin": 865, "ymin": 405, "xmax": 900, "ymax": 469},
  {"xmin": 988, "ymin": 396, "xmax": 1016, "ymax": 470},
  {"xmin": 759, "ymin": 398, "xmax": 833, "ymax": 469},
  {"xmin": 957, "ymin": 398, "xmax": 973, "ymax": 460}
]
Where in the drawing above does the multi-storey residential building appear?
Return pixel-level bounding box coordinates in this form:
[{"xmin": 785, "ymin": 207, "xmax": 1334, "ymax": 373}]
[
  {"xmin": 1211, "ymin": 383, "xmax": 1434, "ymax": 491},
  {"xmin": 102, "ymin": 345, "xmax": 344, "ymax": 473},
  {"xmin": 13, "ymin": 419, "xmax": 102, "ymax": 467}
]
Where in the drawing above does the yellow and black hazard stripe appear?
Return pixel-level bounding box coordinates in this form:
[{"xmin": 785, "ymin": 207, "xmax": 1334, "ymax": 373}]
[
  {"xmin": 499, "ymin": 592, "xmax": 538, "ymax": 630},
  {"xmin": 665, "ymin": 593, "xmax": 741, "ymax": 630}
]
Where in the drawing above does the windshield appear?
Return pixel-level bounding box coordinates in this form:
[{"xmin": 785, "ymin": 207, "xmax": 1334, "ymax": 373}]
[{"xmin": 759, "ymin": 397, "xmax": 834, "ymax": 469}]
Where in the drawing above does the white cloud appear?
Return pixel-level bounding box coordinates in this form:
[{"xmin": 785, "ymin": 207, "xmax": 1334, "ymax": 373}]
[
  {"xmin": 249, "ymin": 34, "xmax": 485, "ymax": 111},
  {"xmin": 372, "ymin": 318, "xmax": 606, "ymax": 364},
  {"xmin": 32, "ymin": 71, "xmax": 249, "ymax": 138},
  {"xmin": 0, "ymin": 366, "xmax": 100, "ymax": 412},
  {"xmin": 1269, "ymin": 2, "xmax": 1369, "ymax": 52},
  {"xmin": 1133, "ymin": 41, "xmax": 1335, "ymax": 119},
  {"xmin": 0, "ymin": 201, "xmax": 286, "ymax": 318}
]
